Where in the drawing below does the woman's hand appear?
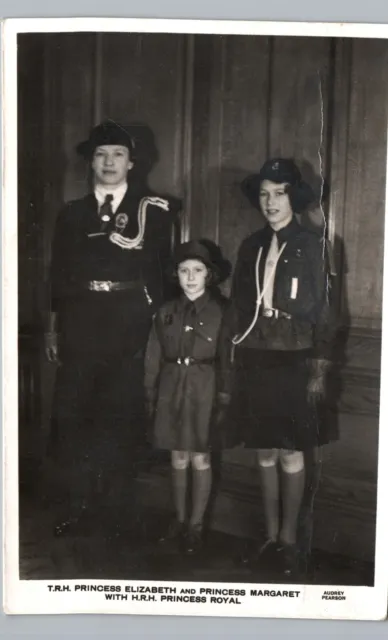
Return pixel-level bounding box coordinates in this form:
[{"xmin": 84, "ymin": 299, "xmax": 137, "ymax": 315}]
[
  {"xmin": 44, "ymin": 332, "xmax": 60, "ymax": 364},
  {"xmin": 307, "ymin": 358, "xmax": 329, "ymax": 404}
]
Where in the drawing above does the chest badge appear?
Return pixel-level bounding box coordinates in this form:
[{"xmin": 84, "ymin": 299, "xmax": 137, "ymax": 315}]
[{"xmin": 114, "ymin": 213, "xmax": 128, "ymax": 232}]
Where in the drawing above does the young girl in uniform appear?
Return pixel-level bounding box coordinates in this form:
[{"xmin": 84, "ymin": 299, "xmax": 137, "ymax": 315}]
[
  {"xmin": 220, "ymin": 158, "xmax": 337, "ymax": 577},
  {"xmin": 144, "ymin": 239, "xmax": 231, "ymax": 554}
]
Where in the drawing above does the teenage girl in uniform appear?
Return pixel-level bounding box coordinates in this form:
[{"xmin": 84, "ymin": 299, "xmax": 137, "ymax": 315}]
[{"xmin": 220, "ymin": 158, "xmax": 336, "ymax": 577}]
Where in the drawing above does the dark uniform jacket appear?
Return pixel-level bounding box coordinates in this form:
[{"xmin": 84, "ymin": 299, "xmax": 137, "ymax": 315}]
[
  {"xmin": 49, "ymin": 183, "xmax": 179, "ymax": 356},
  {"xmin": 220, "ymin": 217, "xmax": 336, "ymax": 373},
  {"xmin": 144, "ymin": 291, "xmax": 227, "ymax": 451}
]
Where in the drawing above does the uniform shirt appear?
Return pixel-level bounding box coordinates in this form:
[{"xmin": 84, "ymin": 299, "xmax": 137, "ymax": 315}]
[
  {"xmin": 49, "ymin": 182, "xmax": 180, "ymax": 355},
  {"xmin": 221, "ymin": 216, "xmax": 336, "ymax": 360},
  {"xmin": 144, "ymin": 290, "xmax": 227, "ymax": 451},
  {"xmin": 145, "ymin": 291, "xmax": 225, "ymax": 386}
]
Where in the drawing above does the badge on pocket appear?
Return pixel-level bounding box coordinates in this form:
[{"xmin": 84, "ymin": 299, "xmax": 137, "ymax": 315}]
[{"xmin": 290, "ymin": 277, "xmax": 298, "ymax": 300}]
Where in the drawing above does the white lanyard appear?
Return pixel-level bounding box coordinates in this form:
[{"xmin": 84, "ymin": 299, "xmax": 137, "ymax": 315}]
[{"xmin": 232, "ymin": 240, "xmax": 287, "ymax": 347}]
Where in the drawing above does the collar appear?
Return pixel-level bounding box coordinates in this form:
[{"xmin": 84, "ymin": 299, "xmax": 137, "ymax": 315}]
[
  {"xmin": 181, "ymin": 290, "xmax": 210, "ymax": 314},
  {"xmin": 263, "ymin": 216, "xmax": 300, "ymax": 244},
  {"xmin": 94, "ymin": 183, "xmax": 128, "ymax": 212}
]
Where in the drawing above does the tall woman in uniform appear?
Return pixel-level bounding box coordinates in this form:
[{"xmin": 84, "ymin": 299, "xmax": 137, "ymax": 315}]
[
  {"xmin": 221, "ymin": 159, "xmax": 336, "ymax": 576},
  {"xmin": 144, "ymin": 240, "xmax": 230, "ymax": 554}
]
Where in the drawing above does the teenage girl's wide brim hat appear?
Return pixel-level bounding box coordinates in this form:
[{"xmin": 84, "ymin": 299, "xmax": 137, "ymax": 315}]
[
  {"xmin": 76, "ymin": 120, "xmax": 135, "ymax": 159},
  {"xmin": 241, "ymin": 158, "xmax": 316, "ymax": 214},
  {"xmin": 172, "ymin": 239, "xmax": 232, "ymax": 285}
]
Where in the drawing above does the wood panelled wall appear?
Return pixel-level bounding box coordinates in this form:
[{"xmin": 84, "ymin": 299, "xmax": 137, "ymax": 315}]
[
  {"xmin": 342, "ymin": 39, "xmax": 388, "ymax": 329},
  {"xmin": 39, "ymin": 33, "xmax": 190, "ymax": 272},
  {"xmin": 18, "ymin": 33, "xmax": 387, "ymax": 561},
  {"xmin": 19, "ymin": 33, "xmax": 387, "ymax": 329},
  {"xmin": 189, "ymin": 35, "xmax": 387, "ymax": 330},
  {"xmin": 186, "ymin": 34, "xmax": 386, "ymax": 561}
]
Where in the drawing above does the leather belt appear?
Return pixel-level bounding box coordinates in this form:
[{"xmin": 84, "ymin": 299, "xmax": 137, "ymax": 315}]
[
  {"xmin": 165, "ymin": 357, "xmax": 215, "ymax": 366},
  {"xmin": 260, "ymin": 307, "xmax": 292, "ymax": 320},
  {"xmin": 87, "ymin": 280, "xmax": 139, "ymax": 292}
]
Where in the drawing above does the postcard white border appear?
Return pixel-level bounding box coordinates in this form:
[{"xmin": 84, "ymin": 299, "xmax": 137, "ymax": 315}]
[{"xmin": 2, "ymin": 17, "xmax": 388, "ymax": 620}]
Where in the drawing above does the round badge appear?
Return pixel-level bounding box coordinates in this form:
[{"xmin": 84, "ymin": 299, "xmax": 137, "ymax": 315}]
[{"xmin": 115, "ymin": 213, "xmax": 129, "ymax": 232}]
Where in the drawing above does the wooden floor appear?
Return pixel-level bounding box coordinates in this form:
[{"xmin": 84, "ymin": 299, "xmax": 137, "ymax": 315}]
[{"xmin": 19, "ymin": 472, "xmax": 374, "ymax": 586}]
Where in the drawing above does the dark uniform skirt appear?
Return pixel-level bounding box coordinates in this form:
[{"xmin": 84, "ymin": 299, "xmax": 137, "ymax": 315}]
[{"xmin": 227, "ymin": 347, "xmax": 338, "ymax": 451}]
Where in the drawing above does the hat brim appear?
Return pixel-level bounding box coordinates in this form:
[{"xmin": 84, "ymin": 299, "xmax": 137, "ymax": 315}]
[
  {"xmin": 76, "ymin": 122, "xmax": 135, "ymax": 159},
  {"xmin": 170, "ymin": 246, "xmax": 231, "ymax": 286},
  {"xmin": 76, "ymin": 140, "xmax": 94, "ymax": 159}
]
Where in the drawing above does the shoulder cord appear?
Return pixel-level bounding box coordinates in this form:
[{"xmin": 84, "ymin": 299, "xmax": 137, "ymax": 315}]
[
  {"xmin": 231, "ymin": 241, "xmax": 287, "ymax": 355},
  {"xmin": 109, "ymin": 196, "xmax": 170, "ymax": 250}
]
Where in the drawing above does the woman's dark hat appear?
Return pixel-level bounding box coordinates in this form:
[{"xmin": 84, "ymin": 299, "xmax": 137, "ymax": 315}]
[
  {"xmin": 76, "ymin": 120, "xmax": 135, "ymax": 159},
  {"xmin": 241, "ymin": 158, "xmax": 316, "ymax": 213},
  {"xmin": 172, "ymin": 239, "xmax": 231, "ymax": 285}
]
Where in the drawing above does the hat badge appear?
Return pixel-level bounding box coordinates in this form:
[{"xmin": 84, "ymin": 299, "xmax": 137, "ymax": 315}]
[{"xmin": 272, "ymin": 161, "xmax": 279, "ymax": 171}]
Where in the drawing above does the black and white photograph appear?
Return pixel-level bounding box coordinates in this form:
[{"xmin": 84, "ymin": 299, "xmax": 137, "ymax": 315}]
[{"xmin": 3, "ymin": 18, "xmax": 388, "ymax": 619}]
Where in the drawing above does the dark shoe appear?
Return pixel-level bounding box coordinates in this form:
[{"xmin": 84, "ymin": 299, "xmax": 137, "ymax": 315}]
[
  {"xmin": 185, "ymin": 524, "xmax": 203, "ymax": 555},
  {"xmin": 53, "ymin": 519, "xmax": 73, "ymax": 537},
  {"xmin": 53, "ymin": 515, "xmax": 83, "ymax": 538},
  {"xmin": 158, "ymin": 519, "xmax": 185, "ymax": 547},
  {"xmin": 53, "ymin": 505, "xmax": 88, "ymax": 538},
  {"xmin": 278, "ymin": 543, "xmax": 299, "ymax": 578},
  {"xmin": 242, "ymin": 538, "xmax": 279, "ymax": 567}
]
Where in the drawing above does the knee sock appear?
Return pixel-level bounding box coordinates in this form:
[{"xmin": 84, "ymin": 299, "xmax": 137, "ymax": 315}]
[
  {"xmin": 190, "ymin": 467, "xmax": 212, "ymax": 529},
  {"xmin": 172, "ymin": 468, "xmax": 188, "ymax": 523}
]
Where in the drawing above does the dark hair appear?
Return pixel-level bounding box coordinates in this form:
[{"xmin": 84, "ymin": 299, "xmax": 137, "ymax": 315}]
[{"xmin": 241, "ymin": 158, "xmax": 316, "ymax": 214}]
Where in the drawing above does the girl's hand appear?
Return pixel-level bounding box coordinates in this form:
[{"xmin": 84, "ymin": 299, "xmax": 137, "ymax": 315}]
[
  {"xmin": 307, "ymin": 375, "xmax": 326, "ymax": 405},
  {"xmin": 146, "ymin": 400, "xmax": 155, "ymax": 419},
  {"xmin": 215, "ymin": 392, "xmax": 231, "ymax": 425}
]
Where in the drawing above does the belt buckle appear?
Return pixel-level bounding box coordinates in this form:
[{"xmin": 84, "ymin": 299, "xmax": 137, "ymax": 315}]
[
  {"xmin": 263, "ymin": 308, "xmax": 280, "ymax": 319},
  {"xmin": 176, "ymin": 357, "xmax": 191, "ymax": 366},
  {"xmin": 90, "ymin": 280, "xmax": 112, "ymax": 292}
]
